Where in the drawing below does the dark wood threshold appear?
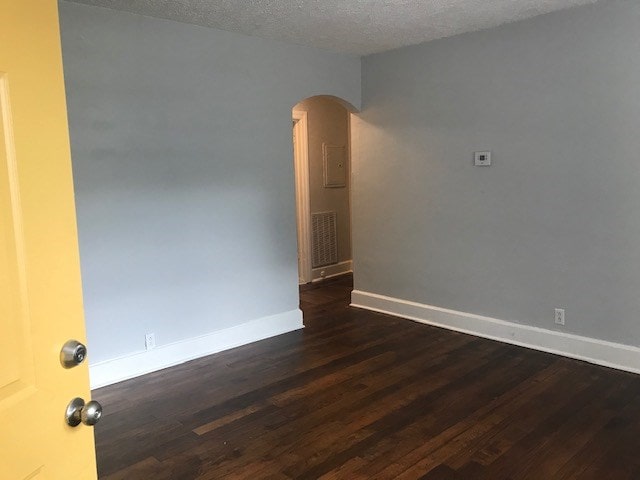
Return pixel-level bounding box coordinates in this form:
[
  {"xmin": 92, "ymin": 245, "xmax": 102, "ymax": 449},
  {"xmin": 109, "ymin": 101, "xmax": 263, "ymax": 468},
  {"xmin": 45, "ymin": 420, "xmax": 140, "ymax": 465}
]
[{"xmin": 298, "ymin": 271, "xmax": 353, "ymax": 292}]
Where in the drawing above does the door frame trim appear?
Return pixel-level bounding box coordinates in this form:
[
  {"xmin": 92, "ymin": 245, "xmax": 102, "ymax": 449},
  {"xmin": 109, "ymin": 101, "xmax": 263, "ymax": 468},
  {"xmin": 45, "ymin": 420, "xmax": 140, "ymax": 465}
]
[{"xmin": 292, "ymin": 110, "xmax": 312, "ymax": 284}]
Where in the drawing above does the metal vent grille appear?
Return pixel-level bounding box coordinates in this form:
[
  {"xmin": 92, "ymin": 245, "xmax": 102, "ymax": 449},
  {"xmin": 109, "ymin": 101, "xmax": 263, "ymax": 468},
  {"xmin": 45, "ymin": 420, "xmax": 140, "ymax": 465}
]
[{"xmin": 311, "ymin": 211, "xmax": 338, "ymax": 268}]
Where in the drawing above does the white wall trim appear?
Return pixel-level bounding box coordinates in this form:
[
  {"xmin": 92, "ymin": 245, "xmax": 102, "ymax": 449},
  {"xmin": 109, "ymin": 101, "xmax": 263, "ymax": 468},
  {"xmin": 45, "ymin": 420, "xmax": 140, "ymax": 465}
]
[
  {"xmin": 292, "ymin": 110, "xmax": 312, "ymax": 285},
  {"xmin": 312, "ymin": 260, "xmax": 352, "ymax": 282},
  {"xmin": 351, "ymin": 290, "xmax": 640, "ymax": 375},
  {"xmin": 89, "ymin": 309, "xmax": 303, "ymax": 389}
]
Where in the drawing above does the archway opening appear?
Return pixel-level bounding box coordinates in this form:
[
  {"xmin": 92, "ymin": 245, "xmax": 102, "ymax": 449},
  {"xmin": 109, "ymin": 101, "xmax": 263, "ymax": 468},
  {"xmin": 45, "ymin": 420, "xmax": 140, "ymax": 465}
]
[{"xmin": 291, "ymin": 95, "xmax": 356, "ymax": 323}]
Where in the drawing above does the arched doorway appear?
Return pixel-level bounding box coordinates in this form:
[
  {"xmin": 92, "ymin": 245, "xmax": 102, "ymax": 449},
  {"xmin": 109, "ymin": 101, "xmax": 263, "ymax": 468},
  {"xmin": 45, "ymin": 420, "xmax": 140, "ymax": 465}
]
[{"xmin": 292, "ymin": 95, "xmax": 355, "ymax": 286}]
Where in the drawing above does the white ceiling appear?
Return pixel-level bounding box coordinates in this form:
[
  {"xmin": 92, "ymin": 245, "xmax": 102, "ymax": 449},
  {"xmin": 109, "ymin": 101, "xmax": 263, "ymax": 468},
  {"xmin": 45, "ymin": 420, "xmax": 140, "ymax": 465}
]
[{"xmin": 66, "ymin": 0, "xmax": 598, "ymax": 55}]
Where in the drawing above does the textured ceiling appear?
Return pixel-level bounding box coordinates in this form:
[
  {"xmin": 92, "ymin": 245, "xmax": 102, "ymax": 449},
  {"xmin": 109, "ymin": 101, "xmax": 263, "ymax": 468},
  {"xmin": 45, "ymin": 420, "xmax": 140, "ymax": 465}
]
[{"xmin": 66, "ymin": 0, "xmax": 598, "ymax": 55}]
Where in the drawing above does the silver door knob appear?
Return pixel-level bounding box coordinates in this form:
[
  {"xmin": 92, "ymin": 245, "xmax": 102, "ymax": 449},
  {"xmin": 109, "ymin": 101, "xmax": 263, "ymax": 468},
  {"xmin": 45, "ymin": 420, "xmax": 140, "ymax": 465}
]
[
  {"xmin": 65, "ymin": 397, "xmax": 103, "ymax": 427},
  {"xmin": 60, "ymin": 340, "xmax": 87, "ymax": 368}
]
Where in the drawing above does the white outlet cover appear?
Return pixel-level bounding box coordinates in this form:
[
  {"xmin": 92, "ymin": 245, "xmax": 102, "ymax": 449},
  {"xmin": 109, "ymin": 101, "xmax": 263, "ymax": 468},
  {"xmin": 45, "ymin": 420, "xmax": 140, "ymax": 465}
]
[
  {"xmin": 145, "ymin": 333, "xmax": 156, "ymax": 350},
  {"xmin": 474, "ymin": 151, "xmax": 491, "ymax": 166}
]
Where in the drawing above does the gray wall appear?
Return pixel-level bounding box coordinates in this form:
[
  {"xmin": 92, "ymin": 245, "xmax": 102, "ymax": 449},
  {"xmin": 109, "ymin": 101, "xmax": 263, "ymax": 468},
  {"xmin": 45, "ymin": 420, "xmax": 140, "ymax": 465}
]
[
  {"xmin": 294, "ymin": 97, "xmax": 352, "ymax": 264},
  {"xmin": 354, "ymin": 0, "xmax": 640, "ymax": 346},
  {"xmin": 59, "ymin": 1, "xmax": 360, "ymax": 363}
]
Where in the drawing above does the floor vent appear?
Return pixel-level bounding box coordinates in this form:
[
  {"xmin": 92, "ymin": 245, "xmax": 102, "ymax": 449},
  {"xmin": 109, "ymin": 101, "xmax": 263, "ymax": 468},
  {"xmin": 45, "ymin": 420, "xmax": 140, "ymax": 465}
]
[{"xmin": 311, "ymin": 211, "xmax": 338, "ymax": 268}]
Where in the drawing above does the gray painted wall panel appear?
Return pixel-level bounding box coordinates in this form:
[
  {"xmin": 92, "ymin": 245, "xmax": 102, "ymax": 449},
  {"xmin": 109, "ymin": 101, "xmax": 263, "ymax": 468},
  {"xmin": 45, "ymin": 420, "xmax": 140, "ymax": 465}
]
[
  {"xmin": 354, "ymin": 0, "xmax": 640, "ymax": 346},
  {"xmin": 59, "ymin": 1, "xmax": 360, "ymax": 363}
]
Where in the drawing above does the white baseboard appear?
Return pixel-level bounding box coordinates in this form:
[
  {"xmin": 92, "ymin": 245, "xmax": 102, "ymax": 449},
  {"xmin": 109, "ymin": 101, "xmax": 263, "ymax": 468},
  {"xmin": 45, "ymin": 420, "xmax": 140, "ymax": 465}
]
[
  {"xmin": 89, "ymin": 309, "xmax": 304, "ymax": 389},
  {"xmin": 351, "ymin": 290, "xmax": 640, "ymax": 375},
  {"xmin": 312, "ymin": 260, "xmax": 352, "ymax": 282}
]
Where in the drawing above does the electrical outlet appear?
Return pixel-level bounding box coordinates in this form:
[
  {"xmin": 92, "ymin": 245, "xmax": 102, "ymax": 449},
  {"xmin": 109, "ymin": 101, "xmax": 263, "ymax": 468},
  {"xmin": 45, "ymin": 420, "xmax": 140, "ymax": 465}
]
[
  {"xmin": 145, "ymin": 333, "xmax": 156, "ymax": 350},
  {"xmin": 554, "ymin": 308, "xmax": 565, "ymax": 326}
]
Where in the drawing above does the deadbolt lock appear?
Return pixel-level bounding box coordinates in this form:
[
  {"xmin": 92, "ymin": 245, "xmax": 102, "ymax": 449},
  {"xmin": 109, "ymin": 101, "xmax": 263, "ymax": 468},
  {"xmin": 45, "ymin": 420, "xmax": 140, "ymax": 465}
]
[{"xmin": 60, "ymin": 340, "xmax": 87, "ymax": 368}]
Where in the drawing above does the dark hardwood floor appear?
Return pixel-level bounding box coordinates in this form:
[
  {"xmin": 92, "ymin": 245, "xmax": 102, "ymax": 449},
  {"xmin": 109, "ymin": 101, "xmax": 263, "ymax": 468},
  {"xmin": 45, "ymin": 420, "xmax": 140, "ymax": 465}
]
[{"xmin": 94, "ymin": 274, "xmax": 640, "ymax": 479}]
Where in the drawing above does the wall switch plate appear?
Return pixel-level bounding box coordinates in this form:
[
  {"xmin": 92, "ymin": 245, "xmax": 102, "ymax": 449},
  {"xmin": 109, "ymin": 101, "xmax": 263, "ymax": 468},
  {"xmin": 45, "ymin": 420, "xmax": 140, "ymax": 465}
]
[
  {"xmin": 474, "ymin": 151, "xmax": 492, "ymax": 166},
  {"xmin": 554, "ymin": 308, "xmax": 565, "ymax": 326},
  {"xmin": 145, "ymin": 333, "xmax": 156, "ymax": 350}
]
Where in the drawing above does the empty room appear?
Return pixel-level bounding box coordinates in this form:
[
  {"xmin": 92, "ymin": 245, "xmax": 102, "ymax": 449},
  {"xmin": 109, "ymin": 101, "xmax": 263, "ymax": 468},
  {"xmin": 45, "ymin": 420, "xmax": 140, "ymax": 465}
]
[{"xmin": 2, "ymin": 0, "xmax": 640, "ymax": 478}]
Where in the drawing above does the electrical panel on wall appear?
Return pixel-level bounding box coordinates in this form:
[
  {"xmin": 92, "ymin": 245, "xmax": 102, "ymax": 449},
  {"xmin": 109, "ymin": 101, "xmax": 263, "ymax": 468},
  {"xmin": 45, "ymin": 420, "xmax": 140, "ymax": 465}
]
[{"xmin": 323, "ymin": 143, "xmax": 347, "ymax": 187}]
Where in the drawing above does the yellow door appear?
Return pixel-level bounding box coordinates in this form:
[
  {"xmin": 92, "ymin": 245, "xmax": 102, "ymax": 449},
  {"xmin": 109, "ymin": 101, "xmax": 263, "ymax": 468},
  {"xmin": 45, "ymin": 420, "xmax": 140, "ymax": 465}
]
[{"xmin": 0, "ymin": 1, "xmax": 98, "ymax": 478}]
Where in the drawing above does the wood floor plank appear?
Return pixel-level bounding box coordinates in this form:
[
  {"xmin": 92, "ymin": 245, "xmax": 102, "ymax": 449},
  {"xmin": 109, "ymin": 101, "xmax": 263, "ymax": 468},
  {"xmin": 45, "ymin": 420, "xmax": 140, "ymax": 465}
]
[
  {"xmin": 360, "ymin": 362, "xmax": 569, "ymax": 479},
  {"xmin": 93, "ymin": 274, "xmax": 640, "ymax": 479}
]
